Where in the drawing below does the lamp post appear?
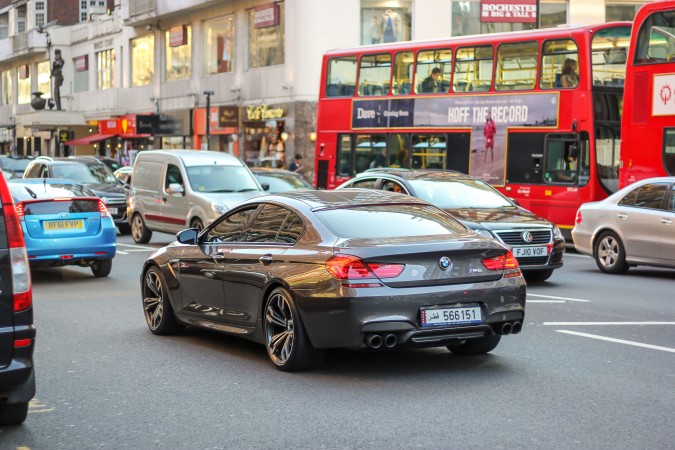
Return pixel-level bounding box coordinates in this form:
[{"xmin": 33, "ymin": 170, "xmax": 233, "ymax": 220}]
[{"xmin": 203, "ymin": 90, "xmax": 214, "ymax": 150}]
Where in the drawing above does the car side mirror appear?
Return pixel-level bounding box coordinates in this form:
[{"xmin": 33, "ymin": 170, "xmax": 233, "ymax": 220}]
[
  {"xmin": 262, "ymin": 183, "xmax": 270, "ymax": 191},
  {"xmin": 167, "ymin": 183, "xmax": 184, "ymax": 195},
  {"xmin": 176, "ymin": 228, "xmax": 198, "ymax": 244}
]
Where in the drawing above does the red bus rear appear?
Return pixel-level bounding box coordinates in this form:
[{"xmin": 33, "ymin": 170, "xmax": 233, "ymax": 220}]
[{"xmin": 314, "ymin": 23, "xmax": 631, "ymax": 238}]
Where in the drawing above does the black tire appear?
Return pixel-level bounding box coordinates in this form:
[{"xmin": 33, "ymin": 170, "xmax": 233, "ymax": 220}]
[
  {"xmin": 91, "ymin": 259, "xmax": 113, "ymax": 277},
  {"xmin": 131, "ymin": 213, "xmax": 152, "ymax": 244},
  {"xmin": 0, "ymin": 402, "xmax": 29, "ymax": 426},
  {"xmin": 524, "ymin": 269, "xmax": 554, "ymax": 283},
  {"xmin": 594, "ymin": 231, "xmax": 629, "ymax": 274},
  {"xmin": 190, "ymin": 218, "xmax": 204, "ymax": 233},
  {"xmin": 142, "ymin": 267, "xmax": 184, "ymax": 335},
  {"xmin": 447, "ymin": 335, "xmax": 502, "ymax": 355},
  {"xmin": 117, "ymin": 222, "xmax": 131, "ymax": 235},
  {"xmin": 264, "ymin": 287, "xmax": 325, "ymax": 371}
]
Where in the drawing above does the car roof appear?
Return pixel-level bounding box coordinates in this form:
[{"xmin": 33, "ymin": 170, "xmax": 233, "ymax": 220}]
[
  {"xmin": 267, "ymin": 188, "xmax": 432, "ymax": 211},
  {"xmin": 354, "ymin": 169, "xmax": 471, "ymax": 181},
  {"xmin": 31, "ymin": 157, "xmax": 104, "ymax": 166},
  {"xmin": 135, "ymin": 149, "xmax": 243, "ymax": 167}
]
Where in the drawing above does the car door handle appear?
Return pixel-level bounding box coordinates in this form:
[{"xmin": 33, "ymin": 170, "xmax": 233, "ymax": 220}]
[
  {"xmin": 212, "ymin": 248, "xmax": 230, "ymax": 260},
  {"xmin": 662, "ymin": 218, "xmax": 673, "ymax": 225},
  {"xmin": 259, "ymin": 255, "xmax": 273, "ymax": 266},
  {"xmin": 617, "ymin": 213, "xmax": 628, "ymax": 219}
]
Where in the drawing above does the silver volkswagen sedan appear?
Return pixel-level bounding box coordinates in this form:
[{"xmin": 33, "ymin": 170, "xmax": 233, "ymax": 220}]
[{"xmin": 572, "ymin": 177, "xmax": 675, "ymax": 274}]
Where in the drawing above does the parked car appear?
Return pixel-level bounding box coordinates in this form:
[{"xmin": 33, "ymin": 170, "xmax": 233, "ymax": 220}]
[
  {"xmin": 8, "ymin": 179, "xmax": 117, "ymax": 277},
  {"xmin": 0, "ymin": 155, "xmax": 33, "ymax": 178},
  {"xmin": 572, "ymin": 177, "xmax": 675, "ymax": 274},
  {"xmin": 140, "ymin": 189, "xmax": 526, "ymax": 371},
  {"xmin": 128, "ymin": 150, "xmax": 266, "ymax": 244},
  {"xmin": 0, "ymin": 173, "xmax": 34, "ymax": 425},
  {"xmin": 251, "ymin": 167, "xmax": 313, "ymax": 193},
  {"xmin": 337, "ymin": 170, "xmax": 565, "ymax": 282},
  {"xmin": 22, "ymin": 156, "xmax": 130, "ymax": 234}
]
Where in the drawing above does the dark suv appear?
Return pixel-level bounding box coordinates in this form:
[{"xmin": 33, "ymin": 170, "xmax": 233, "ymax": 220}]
[
  {"xmin": 23, "ymin": 156, "xmax": 129, "ymax": 234},
  {"xmin": 337, "ymin": 170, "xmax": 565, "ymax": 282},
  {"xmin": 0, "ymin": 174, "xmax": 35, "ymax": 425}
]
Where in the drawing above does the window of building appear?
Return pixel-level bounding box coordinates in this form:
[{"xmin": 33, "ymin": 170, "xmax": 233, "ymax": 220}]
[
  {"xmin": 165, "ymin": 25, "xmax": 191, "ymax": 81},
  {"xmin": 415, "ymin": 49, "xmax": 452, "ymax": 94},
  {"xmin": 96, "ymin": 49, "xmax": 115, "ymax": 90},
  {"xmin": 1, "ymin": 70, "xmax": 13, "ymax": 105},
  {"xmin": 35, "ymin": 1, "xmax": 46, "ymax": 29},
  {"xmin": 606, "ymin": 1, "xmax": 647, "ymax": 22},
  {"xmin": 451, "ymin": 0, "xmax": 566, "ymax": 37},
  {"xmin": 204, "ymin": 15, "xmax": 235, "ymax": 75},
  {"xmin": 131, "ymin": 35, "xmax": 154, "ymax": 86},
  {"xmin": 453, "ymin": 46, "xmax": 493, "ymax": 92},
  {"xmin": 361, "ymin": 1, "xmax": 412, "ymax": 45},
  {"xmin": 37, "ymin": 61, "xmax": 50, "ymax": 99},
  {"xmin": 17, "ymin": 67, "xmax": 30, "ymax": 104},
  {"xmin": 248, "ymin": 2, "xmax": 285, "ymax": 68},
  {"xmin": 358, "ymin": 53, "xmax": 391, "ymax": 96},
  {"xmin": 17, "ymin": 5, "xmax": 26, "ymax": 33},
  {"xmin": 326, "ymin": 56, "xmax": 357, "ymax": 97},
  {"xmin": 0, "ymin": 14, "xmax": 7, "ymax": 40},
  {"xmin": 496, "ymin": 41, "xmax": 538, "ymax": 91},
  {"xmin": 73, "ymin": 56, "xmax": 89, "ymax": 93},
  {"xmin": 392, "ymin": 51, "xmax": 414, "ymax": 95},
  {"xmin": 540, "ymin": 39, "xmax": 578, "ymax": 89}
]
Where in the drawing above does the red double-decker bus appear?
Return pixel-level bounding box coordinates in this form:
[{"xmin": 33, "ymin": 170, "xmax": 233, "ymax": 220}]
[
  {"xmin": 621, "ymin": 0, "xmax": 675, "ymax": 187},
  {"xmin": 314, "ymin": 23, "xmax": 631, "ymax": 238}
]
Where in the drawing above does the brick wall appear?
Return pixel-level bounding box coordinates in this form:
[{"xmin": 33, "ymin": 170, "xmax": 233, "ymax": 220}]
[{"xmin": 47, "ymin": 0, "xmax": 116, "ymax": 26}]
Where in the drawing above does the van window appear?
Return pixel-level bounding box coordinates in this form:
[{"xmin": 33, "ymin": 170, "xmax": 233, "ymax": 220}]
[
  {"xmin": 133, "ymin": 161, "xmax": 163, "ymax": 191},
  {"xmin": 165, "ymin": 164, "xmax": 184, "ymax": 191}
]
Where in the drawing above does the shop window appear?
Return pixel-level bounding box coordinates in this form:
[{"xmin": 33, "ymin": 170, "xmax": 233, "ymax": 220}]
[
  {"xmin": 392, "ymin": 51, "xmax": 414, "ymax": 95},
  {"xmin": 606, "ymin": 2, "xmax": 647, "ymax": 22},
  {"xmin": 361, "ymin": 1, "xmax": 411, "ymax": 45},
  {"xmin": 96, "ymin": 49, "xmax": 115, "ymax": 90},
  {"xmin": 358, "ymin": 53, "xmax": 391, "ymax": 96},
  {"xmin": 37, "ymin": 61, "xmax": 50, "ymax": 99},
  {"xmin": 132, "ymin": 35, "xmax": 154, "ymax": 87},
  {"xmin": 496, "ymin": 42, "xmax": 538, "ymax": 91},
  {"xmin": 1, "ymin": 70, "xmax": 13, "ymax": 105},
  {"xmin": 415, "ymin": 49, "xmax": 452, "ymax": 94},
  {"xmin": 204, "ymin": 15, "xmax": 235, "ymax": 75},
  {"xmin": 453, "ymin": 46, "xmax": 493, "ymax": 93},
  {"xmin": 17, "ymin": 68, "xmax": 30, "ymax": 104},
  {"xmin": 411, "ymin": 135, "xmax": 446, "ymax": 169},
  {"xmin": 248, "ymin": 3, "xmax": 285, "ymax": 69},
  {"xmin": 540, "ymin": 39, "xmax": 578, "ymax": 89},
  {"xmin": 0, "ymin": 13, "xmax": 8, "ymax": 40},
  {"xmin": 326, "ymin": 56, "xmax": 357, "ymax": 97},
  {"xmin": 73, "ymin": 56, "xmax": 89, "ymax": 93},
  {"xmin": 165, "ymin": 25, "xmax": 192, "ymax": 81}
]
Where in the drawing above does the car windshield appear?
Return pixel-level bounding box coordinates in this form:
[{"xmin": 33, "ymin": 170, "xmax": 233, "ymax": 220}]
[
  {"xmin": 186, "ymin": 165, "xmax": 261, "ymax": 193},
  {"xmin": 1, "ymin": 158, "xmax": 31, "ymax": 172},
  {"xmin": 315, "ymin": 204, "xmax": 466, "ymax": 239},
  {"xmin": 409, "ymin": 178, "xmax": 513, "ymax": 209},
  {"xmin": 52, "ymin": 163, "xmax": 117, "ymax": 184},
  {"xmin": 255, "ymin": 173, "xmax": 313, "ymax": 193}
]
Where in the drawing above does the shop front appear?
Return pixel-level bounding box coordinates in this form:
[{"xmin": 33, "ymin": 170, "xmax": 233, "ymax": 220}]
[
  {"xmin": 242, "ymin": 103, "xmax": 288, "ymax": 168},
  {"xmin": 136, "ymin": 110, "xmax": 191, "ymax": 149},
  {"xmin": 192, "ymin": 106, "xmax": 239, "ymax": 153}
]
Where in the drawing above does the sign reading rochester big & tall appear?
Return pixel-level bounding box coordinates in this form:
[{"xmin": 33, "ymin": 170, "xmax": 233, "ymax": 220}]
[{"xmin": 480, "ymin": 0, "xmax": 537, "ymax": 23}]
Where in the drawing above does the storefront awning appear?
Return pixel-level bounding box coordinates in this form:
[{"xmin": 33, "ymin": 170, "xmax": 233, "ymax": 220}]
[
  {"xmin": 119, "ymin": 133, "xmax": 151, "ymax": 139},
  {"xmin": 64, "ymin": 133, "xmax": 116, "ymax": 146}
]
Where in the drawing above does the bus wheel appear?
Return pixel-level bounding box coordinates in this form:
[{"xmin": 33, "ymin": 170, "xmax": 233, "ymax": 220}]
[{"xmin": 594, "ymin": 231, "xmax": 629, "ymax": 274}]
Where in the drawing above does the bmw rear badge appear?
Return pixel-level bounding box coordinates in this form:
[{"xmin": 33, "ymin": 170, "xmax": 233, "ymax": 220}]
[
  {"xmin": 522, "ymin": 231, "xmax": 534, "ymax": 243},
  {"xmin": 439, "ymin": 256, "xmax": 452, "ymax": 270}
]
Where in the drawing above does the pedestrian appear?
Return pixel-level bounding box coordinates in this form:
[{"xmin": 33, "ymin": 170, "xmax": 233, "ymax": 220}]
[{"xmin": 288, "ymin": 153, "xmax": 303, "ymax": 173}]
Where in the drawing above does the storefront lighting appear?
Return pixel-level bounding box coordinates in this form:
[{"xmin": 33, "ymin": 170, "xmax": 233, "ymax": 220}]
[
  {"xmin": 309, "ymin": 132, "xmax": 316, "ymax": 142},
  {"xmin": 281, "ymin": 132, "xmax": 289, "ymax": 142},
  {"xmin": 94, "ymin": 143, "xmax": 98, "ymax": 149}
]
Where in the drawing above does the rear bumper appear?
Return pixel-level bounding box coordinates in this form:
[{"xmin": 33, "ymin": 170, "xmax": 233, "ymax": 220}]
[
  {"xmin": 25, "ymin": 226, "xmax": 116, "ymax": 261},
  {"xmin": 0, "ymin": 326, "xmax": 36, "ymax": 404}
]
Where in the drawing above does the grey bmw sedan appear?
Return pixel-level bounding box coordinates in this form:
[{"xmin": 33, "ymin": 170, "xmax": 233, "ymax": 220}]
[{"xmin": 141, "ymin": 190, "xmax": 526, "ymax": 371}]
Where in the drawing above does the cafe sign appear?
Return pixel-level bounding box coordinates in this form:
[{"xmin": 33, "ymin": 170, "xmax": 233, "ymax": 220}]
[
  {"xmin": 254, "ymin": 3, "xmax": 279, "ymax": 29},
  {"xmin": 218, "ymin": 106, "xmax": 239, "ymax": 128},
  {"xmin": 246, "ymin": 105, "xmax": 285, "ymax": 121},
  {"xmin": 75, "ymin": 55, "xmax": 88, "ymax": 72},
  {"xmin": 480, "ymin": 0, "xmax": 537, "ymax": 23},
  {"xmin": 169, "ymin": 25, "xmax": 188, "ymax": 47}
]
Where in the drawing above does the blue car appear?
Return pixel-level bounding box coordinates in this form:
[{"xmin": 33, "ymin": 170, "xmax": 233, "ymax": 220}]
[{"xmin": 8, "ymin": 179, "xmax": 116, "ymax": 277}]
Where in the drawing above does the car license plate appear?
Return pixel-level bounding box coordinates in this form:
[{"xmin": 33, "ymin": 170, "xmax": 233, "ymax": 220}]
[
  {"xmin": 45, "ymin": 219, "xmax": 83, "ymax": 230},
  {"xmin": 513, "ymin": 246, "xmax": 547, "ymax": 258},
  {"xmin": 108, "ymin": 207, "xmax": 118, "ymax": 215},
  {"xmin": 420, "ymin": 306, "xmax": 482, "ymax": 327}
]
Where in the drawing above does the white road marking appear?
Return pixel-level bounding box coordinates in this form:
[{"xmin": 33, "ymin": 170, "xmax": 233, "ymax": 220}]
[
  {"xmin": 528, "ymin": 293, "xmax": 591, "ymax": 303},
  {"xmin": 563, "ymin": 252, "xmax": 590, "ymax": 258},
  {"xmin": 545, "ymin": 321, "xmax": 675, "ymax": 326},
  {"xmin": 117, "ymin": 250, "xmax": 129, "ymax": 255},
  {"xmin": 527, "ymin": 300, "xmax": 566, "ymax": 303},
  {"xmin": 117, "ymin": 243, "xmax": 157, "ymax": 250},
  {"xmin": 556, "ymin": 330, "xmax": 675, "ymax": 354}
]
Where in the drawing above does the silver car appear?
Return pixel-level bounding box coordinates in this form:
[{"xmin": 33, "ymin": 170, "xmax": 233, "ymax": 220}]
[{"xmin": 572, "ymin": 177, "xmax": 675, "ymax": 274}]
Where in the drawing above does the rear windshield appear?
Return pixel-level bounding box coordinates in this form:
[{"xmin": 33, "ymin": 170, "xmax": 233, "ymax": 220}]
[
  {"xmin": 186, "ymin": 165, "xmax": 260, "ymax": 193},
  {"xmin": 22, "ymin": 200, "xmax": 99, "ymax": 215},
  {"xmin": 52, "ymin": 163, "xmax": 117, "ymax": 184},
  {"xmin": 9, "ymin": 182, "xmax": 96, "ymax": 202},
  {"xmin": 315, "ymin": 204, "xmax": 466, "ymax": 239},
  {"xmin": 409, "ymin": 178, "xmax": 513, "ymax": 209},
  {"xmin": 1, "ymin": 158, "xmax": 31, "ymax": 172}
]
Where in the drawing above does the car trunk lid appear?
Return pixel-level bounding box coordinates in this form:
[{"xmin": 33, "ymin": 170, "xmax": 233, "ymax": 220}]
[{"xmin": 18, "ymin": 198, "xmax": 104, "ymax": 239}]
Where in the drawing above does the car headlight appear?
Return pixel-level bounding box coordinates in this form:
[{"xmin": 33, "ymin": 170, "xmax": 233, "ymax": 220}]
[
  {"xmin": 553, "ymin": 225, "xmax": 564, "ymax": 240},
  {"xmin": 471, "ymin": 228, "xmax": 494, "ymax": 238},
  {"xmin": 210, "ymin": 202, "xmax": 228, "ymax": 215}
]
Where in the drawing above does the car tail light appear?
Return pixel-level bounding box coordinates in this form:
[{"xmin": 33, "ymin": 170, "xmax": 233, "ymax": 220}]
[
  {"xmin": 15, "ymin": 202, "xmax": 24, "ymax": 218},
  {"xmin": 98, "ymin": 199, "xmax": 110, "ymax": 217},
  {"xmin": 0, "ymin": 180, "xmax": 32, "ymax": 312},
  {"xmin": 326, "ymin": 255, "xmax": 377, "ymax": 280},
  {"xmin": 14, "ymin": 339, "xmax": 31, "ymax": 348},
  {"xmin": 575, "ymin": 209, "xmax": 582, "ymax": 225},
  {"xmin": 367, "ymin": 263, "xmax": 405, "ymax": 278},
  {"xmin": 481, "ymin": 251, "xmax": 521, "ymax": 278}
]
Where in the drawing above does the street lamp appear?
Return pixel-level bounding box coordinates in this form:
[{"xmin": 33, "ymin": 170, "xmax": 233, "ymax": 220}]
[{"xmin": 203, "ymin": 90, "xmax": 215, "ymax": 150}]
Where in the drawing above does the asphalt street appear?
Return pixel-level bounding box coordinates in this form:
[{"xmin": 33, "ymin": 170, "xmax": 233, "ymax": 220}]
[{"xmin": 1, "ymin": 233, "xmax": 673, "ymax": 449}]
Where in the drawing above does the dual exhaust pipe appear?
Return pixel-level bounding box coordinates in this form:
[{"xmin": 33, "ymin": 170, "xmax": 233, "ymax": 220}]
[
  {"xmin": 499, "ymin": 321, "xmax": 522, "ymax": 335},
  {"xmin": 365, "ymin": 333, "xmax": 397, "ymax": 349}
]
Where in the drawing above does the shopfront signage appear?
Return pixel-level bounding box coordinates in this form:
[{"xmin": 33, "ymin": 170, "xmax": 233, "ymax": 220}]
[
  {"xmin": 169, "ymin": 25, "xmax": 188, "ymax": 47},
  {"xmin": 254, "ymin": 3, "xmax": 279, "ymax": 29},
  {"xmin": 246, "ymin": 105, "xmax": 285, "ymax": 121},
  {"xmin": 137, "ymin": 112, "xmax": 189, "ymax": 135},
  {"xmin": 59, "ymin": 130, "xmax": 70, "ymax": 142},
  {"xmin": 0, "ymin": 127, "xmax": 14, "ymax": 143},
  {"xmin": 94, "ymin": 38, "xmax": 114, "ymax": 50},
  {"xmin": 218, "ymin": 106, "xmax": 239, "ymax": 128},
  {"xmin": 480, "ymin": 0, "xmax": 537, "ymax": 23},
  {"xmin": 75, "ymin": 55, "xmax": 88, "ymax": 72},
  {"xmin": 18, "ymin": 65, "xmax": 29, "ymax": 79}
]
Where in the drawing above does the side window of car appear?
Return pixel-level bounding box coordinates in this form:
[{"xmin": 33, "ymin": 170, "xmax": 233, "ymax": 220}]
[
  {"xmin": 631, "ymin": 183, "xmax": 668, "ymax": 209},
  {"xmin": 165, "ymin": 164, "xmax": 184, "ymax": 191},
  {"xmin": 40, "ymin": 166, "xmax": 50, "ymax": 178},
  {"xmin": 242, "ymin": 205, "xmax": 290, "ymax": 243},
  {"xmin": 205, "ymin": 206, "xmax": 258, "ymax": 243},
  {"xmin": 24, "ymin": 163, "xmax": 42, "ymax": 178},
  {"xmin": 669, "ymin": 184, "xmax": 675, "ymax": 212},
  {"xmin": 277, "ymin": 213, "xmax": 305, "ymax": 244},
  {"xmin": 350, "ymin": 178, "xmax": 378, "ymax": 189},
  {"xmin": 381, "ymin": 180, "xmax": 406, "ymax": 193}
]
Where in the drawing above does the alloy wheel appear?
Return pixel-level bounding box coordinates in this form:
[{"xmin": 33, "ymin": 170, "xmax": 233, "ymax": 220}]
[
  {"xmin": 597, "ymin": 236, "xmax": 619, "ymax": 268},
  {"xmin": 265, "ymin": 293, "xmax": 295, "ymax": 366},
  {"xmin": 143, "ymin": 270, "xmax": 164, "ymax": 331},
  {"xmin": 132, "ymin": 215, "xmax": 144, "ymax": 242}
]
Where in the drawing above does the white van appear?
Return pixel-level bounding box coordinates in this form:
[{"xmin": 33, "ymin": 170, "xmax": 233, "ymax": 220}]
[{"xmin": 128, "ymin": 150, "xmax": 266, "ymax": 243}]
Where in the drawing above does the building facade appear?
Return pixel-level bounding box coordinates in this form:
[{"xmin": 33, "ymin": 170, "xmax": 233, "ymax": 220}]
[{"xmin": 0, "ymin": 0, "xmax": 651, "ymax": 180}]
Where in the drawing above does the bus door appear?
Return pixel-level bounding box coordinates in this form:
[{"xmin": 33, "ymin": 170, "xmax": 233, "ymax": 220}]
[{"xmin": 446, "ymin": 132, "xmax": 471, "ymax": 173}]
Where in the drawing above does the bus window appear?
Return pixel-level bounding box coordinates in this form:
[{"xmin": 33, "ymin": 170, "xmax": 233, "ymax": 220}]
[
  {"xmin": 496, "ymin": 41, "xmax": 538, "ymax": 91},
  {"xmin": 664, "ymin": 129, "xmax": 675, "ymax": 176},
  {"xmin": 592, "ymin": 26, "xmax": 631, "ymax": 87},
  {"xmin": 355, "ymin": 134, "xmax": 386, "ymax": 172},
  {"xmin": 387, "ymin": 133, "xmax": 411, "ymax": 167},
  {"xmin": 411, "ymin": 134, "xmax": 446, "ymax": 169},
  {"xmin": 415, "ymin": 48, "xmax": 452, "ymax": 94},
  {"xmin": 540, "ymin": 39, "xmax": 578, "ymax": 89},
  {"xmin": 393, "ymin": 51, "xmax": 414, "ymax": 95},
  {"xmin": 453, "ymin": 46, "xmax": 493, "ymax": 92},
  {"xmin": 634, "ymin": 11, "xmax": 675, "ymax": 64},
  {"xmin": 543, "ymin": 134, "xmax": 582, "ymax": 184},
  {"xmin": 326, "ymin": 56, "xmax": 357, "ymax": 97},
  {"xmin": 337, "ymin": 135, "xmax": 353, "ymax": 176},
  {"xmin": 358, "ymin": 54, "xmax": 391, "ymax": 96},
  {"xmin": 596, "ymin": 126, "xmax": 621, "ymax": 194}
]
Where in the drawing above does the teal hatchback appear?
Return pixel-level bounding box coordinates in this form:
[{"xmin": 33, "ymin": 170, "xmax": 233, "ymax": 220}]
[{"xmin": 8, "ymin": 179, "xmax": 116, "ymax": 277}]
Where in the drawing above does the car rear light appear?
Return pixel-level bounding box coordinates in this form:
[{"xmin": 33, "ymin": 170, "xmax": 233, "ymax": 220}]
[
  {"xmin": 326, "ymin": 255, "xmax": 377, "ymax": 280},
  {"xmin": 98, "ymin": 199, "xmax": 110, "ymax": 217},
  {"xmin": 14, "ymin": 338, "xmax": 32, "ymax": 348},
  {"xmin": 481, "ymin": 251, "xmax": 521, "ymax": 278},
  {"xmin": 575, "ymin": 209, "xmax": 582, "ymax": 225},
  {"xmin": 367, "ymin": 263, "xmax": 405, "ymax": 278},
  {"xmin": 0, "ymin": 181, "xmax": 33, "ymax": 312},
  {"xmin": 15, "ymin": 202, "xmax": 24, "ymax": 218}
]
